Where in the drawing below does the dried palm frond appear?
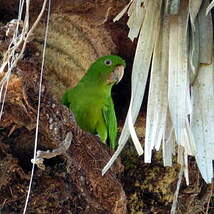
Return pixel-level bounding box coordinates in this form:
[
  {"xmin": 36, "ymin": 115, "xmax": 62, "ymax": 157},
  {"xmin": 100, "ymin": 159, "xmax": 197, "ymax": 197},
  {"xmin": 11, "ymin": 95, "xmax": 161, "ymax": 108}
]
[{"xmin": 103, "ymin": 0, "xmax": 214, "ymax": 184}]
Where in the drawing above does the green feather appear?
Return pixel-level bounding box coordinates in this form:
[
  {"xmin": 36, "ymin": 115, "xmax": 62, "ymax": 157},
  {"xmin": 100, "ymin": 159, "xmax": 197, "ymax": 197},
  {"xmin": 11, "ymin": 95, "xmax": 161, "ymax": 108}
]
[
  {"xmin": 102, "ymin": 97, "xmax": 117, "ymax": 149},
  {"xmin": 62, "ymin": 55, "xmax": 126, "ymax": 149}
]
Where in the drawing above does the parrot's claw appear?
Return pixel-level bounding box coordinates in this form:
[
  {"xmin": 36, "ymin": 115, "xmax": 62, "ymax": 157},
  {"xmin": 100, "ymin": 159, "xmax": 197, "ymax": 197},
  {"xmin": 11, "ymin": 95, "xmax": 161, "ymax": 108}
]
[{"xmin": 31, "ymin": 132, "xmax": 73, "ymax": 170}]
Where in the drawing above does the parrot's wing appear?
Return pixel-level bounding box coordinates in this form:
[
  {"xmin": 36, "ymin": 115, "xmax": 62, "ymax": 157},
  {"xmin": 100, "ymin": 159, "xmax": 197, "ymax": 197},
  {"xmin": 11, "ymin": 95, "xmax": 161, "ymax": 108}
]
[{"xmin": 102, "ymin": 97, "xmax": 117, "ymax": 149}]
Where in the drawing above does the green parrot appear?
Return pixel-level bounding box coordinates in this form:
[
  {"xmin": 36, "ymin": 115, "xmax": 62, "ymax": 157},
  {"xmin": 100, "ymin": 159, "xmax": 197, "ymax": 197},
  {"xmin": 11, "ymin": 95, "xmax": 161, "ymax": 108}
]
[{"xmin": 62, "ymin": 55, "xmax": 126, "ymax": 149}]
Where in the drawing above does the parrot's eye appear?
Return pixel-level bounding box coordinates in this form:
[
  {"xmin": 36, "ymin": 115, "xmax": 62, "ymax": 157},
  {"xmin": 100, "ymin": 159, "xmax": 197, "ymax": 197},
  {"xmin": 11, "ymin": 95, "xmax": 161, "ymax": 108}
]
[{"xmin": 104, "ymin": 59, "xmax": 112, "ymax": 66}]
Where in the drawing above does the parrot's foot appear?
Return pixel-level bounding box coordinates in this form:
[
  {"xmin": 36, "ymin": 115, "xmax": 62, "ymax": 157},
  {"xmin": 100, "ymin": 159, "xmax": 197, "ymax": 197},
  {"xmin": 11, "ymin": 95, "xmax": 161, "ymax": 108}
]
[{"xmin": 31, "ymin": 132, "xmax": 73, "ymax": 170}]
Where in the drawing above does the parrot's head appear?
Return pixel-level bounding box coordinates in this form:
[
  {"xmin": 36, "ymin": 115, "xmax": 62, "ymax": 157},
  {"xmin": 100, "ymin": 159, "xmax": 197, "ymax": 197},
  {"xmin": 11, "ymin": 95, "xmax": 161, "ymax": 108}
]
[{"xmin": 87, "ymin": 55, "xmax": 126, "ymax": 86}]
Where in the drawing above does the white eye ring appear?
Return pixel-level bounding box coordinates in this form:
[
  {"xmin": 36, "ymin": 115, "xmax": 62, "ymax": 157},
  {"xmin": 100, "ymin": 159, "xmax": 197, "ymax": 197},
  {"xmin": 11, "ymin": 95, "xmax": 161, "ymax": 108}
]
[{"xmin": 104, "ymin": 59, "xmax": 112, "ymax": 66}]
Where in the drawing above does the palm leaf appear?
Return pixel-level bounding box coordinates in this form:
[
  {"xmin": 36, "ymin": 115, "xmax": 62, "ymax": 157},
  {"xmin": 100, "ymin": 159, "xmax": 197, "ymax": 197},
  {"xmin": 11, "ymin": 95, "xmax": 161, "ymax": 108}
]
[{"xmin": 103, "ymin": 0, "xmax": 214, "ymax": 184}]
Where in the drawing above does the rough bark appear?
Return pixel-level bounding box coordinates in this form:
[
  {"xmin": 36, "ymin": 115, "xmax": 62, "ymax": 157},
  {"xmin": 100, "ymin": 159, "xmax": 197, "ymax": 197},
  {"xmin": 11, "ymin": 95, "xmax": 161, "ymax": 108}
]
[{"xmin": 0, "ymin": 19, "xmax": 126, "ymax": 213}]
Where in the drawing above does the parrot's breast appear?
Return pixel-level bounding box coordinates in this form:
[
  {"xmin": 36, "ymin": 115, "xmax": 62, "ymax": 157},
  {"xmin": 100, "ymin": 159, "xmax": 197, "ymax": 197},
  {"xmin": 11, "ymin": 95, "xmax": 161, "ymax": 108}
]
[{"xmin": 68, "ymin": 87, "xmax": 109, "ymax": 134}]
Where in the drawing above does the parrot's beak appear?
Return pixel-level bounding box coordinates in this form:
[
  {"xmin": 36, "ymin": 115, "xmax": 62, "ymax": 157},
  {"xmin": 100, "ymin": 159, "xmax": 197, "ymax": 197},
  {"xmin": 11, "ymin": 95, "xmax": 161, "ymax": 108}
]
[{"xmin": 108, "ymin": 65, "xmax": 125, "ymax": 84}]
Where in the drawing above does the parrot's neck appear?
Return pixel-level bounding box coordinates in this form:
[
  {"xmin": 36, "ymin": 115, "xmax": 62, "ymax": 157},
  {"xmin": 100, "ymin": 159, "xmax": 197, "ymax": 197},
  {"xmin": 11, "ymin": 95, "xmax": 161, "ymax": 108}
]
[
  {"xmin": 82, "ymin": 66, "xmax": 112, "ymax": 85},
  {"xmin": 77, "ymin": 78, "xmax": 112, "ymax": 99},
  {"xmin": 81, "ymin": 73, "xmax": 113, "ymax": 90}
]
